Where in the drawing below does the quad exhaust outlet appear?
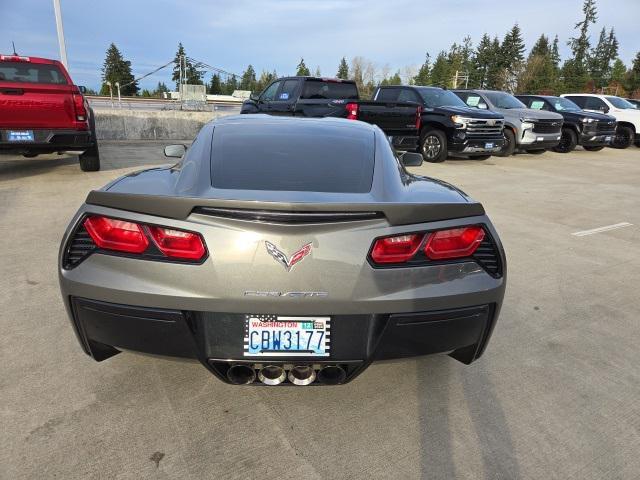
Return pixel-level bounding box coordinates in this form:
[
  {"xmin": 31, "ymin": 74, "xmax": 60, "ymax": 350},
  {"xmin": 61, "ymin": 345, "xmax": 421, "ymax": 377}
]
[
  {"xmin": 223, "ymin": 363, "xmax": 347, "ymax": 385},
  {"xmin": 226, "ymin": 364, "xmax": 256, "ymax": 385},
  {"xmin": 258, "ymin": 365, "xmax": 287, "ymax": 385}
]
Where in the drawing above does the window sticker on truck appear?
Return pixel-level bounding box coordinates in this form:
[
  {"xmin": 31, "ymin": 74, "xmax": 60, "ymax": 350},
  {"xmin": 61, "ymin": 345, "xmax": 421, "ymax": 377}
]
[
  {"xmin": 530, "ymin": 101, "xmax": 545, "ymax": 110},
  {"xmin": 279, "ymin": 93, "xmax": 289, "ymax": 100}
]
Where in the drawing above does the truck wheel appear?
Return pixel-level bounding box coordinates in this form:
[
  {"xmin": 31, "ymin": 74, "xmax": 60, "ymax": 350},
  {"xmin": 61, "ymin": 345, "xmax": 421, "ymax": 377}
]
[
  {"xmin": 583, "ymin": 146, "xmax": 605, "ymax": 152},
  {"xmin": 526, "ymin": 149, "xmax": 547, "ymax": 155},
  {"xmin": 496, "ymin": 129, "xmax": 515, "ymax": 157},
  {"xmin": 611, "ymin": 125, "xmax": 634, "ymax": 149},
  {"xmin": 79, "ymin": 144, "xmax": 100, "ymax": 171},
  {"xmin": 553, "ymin": 128, "xmax": 577, "ymax": 153},
  {"xmin": 472, "ymin": 155, "xmax": 492, "ymax": 161},
  {"xmin": 419, "ymin": 129, "xmax": 447, "ymax": 163}
]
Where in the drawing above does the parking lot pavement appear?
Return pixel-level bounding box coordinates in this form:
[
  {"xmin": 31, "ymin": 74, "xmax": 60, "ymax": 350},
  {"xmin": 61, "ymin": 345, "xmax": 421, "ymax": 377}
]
[{"xmin": 1, "ymin": 142, "xmax": 639, "ymax": 480}]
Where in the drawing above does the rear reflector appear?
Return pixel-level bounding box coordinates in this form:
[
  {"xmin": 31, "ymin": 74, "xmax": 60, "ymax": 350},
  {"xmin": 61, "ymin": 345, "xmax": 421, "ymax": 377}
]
[
  {"xmin": 345, "ymin": 102, "xmax": 359, "ymax": 120},
  {"xmin": 424, "ymin": 227, "xmax": 485, "ymax": 260},
  {"xmin": 370, "ymin": 234, "xmax": 423, "ymax": 264},
  {"xmin": 148, "ymin": 226, "xmax": 206, "ymax": 260},
  {"xmin": 84, "ymin": 216, "xmax": 149, "ymax": 253}
]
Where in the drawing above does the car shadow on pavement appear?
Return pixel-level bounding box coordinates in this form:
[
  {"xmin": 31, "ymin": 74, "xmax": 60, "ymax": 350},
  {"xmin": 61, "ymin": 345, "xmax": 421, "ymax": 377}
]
[
  {"xmin": 416, "ymin": 356, "xmax": 522, "ymax": 480},
  {"xmin": 0, "ymin": 154, "xmax": 79, "ymax": 180}
]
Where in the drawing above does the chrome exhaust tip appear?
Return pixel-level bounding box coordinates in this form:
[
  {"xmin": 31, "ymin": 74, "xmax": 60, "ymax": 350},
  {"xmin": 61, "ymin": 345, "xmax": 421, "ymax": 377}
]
[
  {"xmin": 317, "ymin": 365, "xmax": 346, "ymax": 385},
  {"xmin": 288, "ymin": 365, "xmax": 316, "ymax": 386},
  {"xmin": 226, "ymin": 364, "xmax": 256, "ymax": 385},
  {"xmin": 258, "ymin": 365, "xmax": 286, "ymax": 385}
]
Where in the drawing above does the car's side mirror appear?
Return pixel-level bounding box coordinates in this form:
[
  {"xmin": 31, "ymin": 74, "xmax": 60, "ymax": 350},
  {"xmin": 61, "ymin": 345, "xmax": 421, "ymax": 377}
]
[
  {"xmin": 601, "ymin": 106, "xmax": 610, "ymax": 113},
  {"xmin": 249, "ymin": 92, "xmax": 260, "ymax": 102},
  {"xmin": 400, "ymin": 152, "xmax": 423, "ymax": 167},
  {"xmin": 78, "ymin": 85, "xmax": 87, "ymax": 94},
  {"xmin": 164, "ymin": 144, "xmax": 187, "ymax": 158}
]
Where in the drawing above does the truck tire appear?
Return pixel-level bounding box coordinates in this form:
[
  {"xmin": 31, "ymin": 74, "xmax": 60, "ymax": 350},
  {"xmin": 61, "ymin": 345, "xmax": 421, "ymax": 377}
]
[
  {"xmin": 553, "ymin": 128, "xmax": 577, "ymax": 153},
  {"xmin": 419, "ymin": 129, "xmax": 447, "ymax": 163},
  {"xmin": 583, "ymin": 145, "xmax": 605, "ymax": 152},
  {"xmin": 611, "ymin": 125, "xmax": 634, "ymax": 149},
  {"xmin": 496, "ymin": 129, "xmax": 515, "ymax": 157},
  {"xmin": 79, "ymin": 110, "xmax": 101, "ymax": 171}
]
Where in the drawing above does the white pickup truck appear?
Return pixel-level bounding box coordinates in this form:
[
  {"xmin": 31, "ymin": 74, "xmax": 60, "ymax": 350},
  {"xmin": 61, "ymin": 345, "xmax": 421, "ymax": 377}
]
[{"xmin": 561, "ymin": 94, "xmax": 640, "ymax": 149}]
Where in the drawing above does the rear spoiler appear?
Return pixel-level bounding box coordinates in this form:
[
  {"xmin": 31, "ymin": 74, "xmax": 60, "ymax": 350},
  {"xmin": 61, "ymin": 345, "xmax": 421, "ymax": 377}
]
[{"xmin": 86, "ymin": 191, "xmax": 485, "ymax": 226}]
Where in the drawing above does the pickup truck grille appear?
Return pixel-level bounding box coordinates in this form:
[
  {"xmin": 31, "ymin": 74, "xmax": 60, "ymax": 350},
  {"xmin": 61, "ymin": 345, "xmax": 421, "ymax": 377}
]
[
  {"xmin": 532, "ymin": 120, "xmax": 562, "ymax": 134},
  {"xmin": 596, "ymin": 121, "xmax": 616, "ymax": 133},
  {"xmin": 465, "ymin": 119, "xmax": 504, "ymax": 138}
]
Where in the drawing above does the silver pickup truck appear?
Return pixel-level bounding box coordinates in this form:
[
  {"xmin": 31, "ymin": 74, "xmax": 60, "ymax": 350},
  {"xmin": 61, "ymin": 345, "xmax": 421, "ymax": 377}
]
[{"xmin": 453, "ymin": 90, "xmax": 564, "ymax": 156}]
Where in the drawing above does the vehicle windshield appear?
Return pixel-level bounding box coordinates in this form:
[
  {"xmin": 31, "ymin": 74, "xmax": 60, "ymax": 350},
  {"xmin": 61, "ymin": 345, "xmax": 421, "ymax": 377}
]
[
  {"xmin": 551, "ymin": 97, "xmax": 582, "ymax": 112},
  {"xmin": 0, "ymin": 61, "xmax": 68, "ymax": 84},
  {"xmin": 416, "ymin": 88, "xmax": 468, "ymax": 108},
  {"xmin": 211, "ymin": 122, "xmax": 375, "ymax": 193},
  {"xmin": 606, "ymin": 96, "xmax": 636, "ymax": 109},
  {"xmin": 484, "ymin": 91, "xmax": 526, "ymax": 109}
]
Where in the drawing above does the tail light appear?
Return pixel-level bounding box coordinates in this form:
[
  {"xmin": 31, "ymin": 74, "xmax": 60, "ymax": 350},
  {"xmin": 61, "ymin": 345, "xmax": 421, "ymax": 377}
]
[
  {"xmin": 415, "ymin": 106, "xmax": 422, "ymax": 130},
  {"xmin": 424, "ymin": 227, "xmax": 485, "ymax": 260},
  {"xmin": 84, "ymin": 216, "xmax": 149, "ymax": 253},
  {"xmin": 346, "ymin": 102, "xmax": 359, "ymax": 120},
  {"xmin": 369, "ymin": 226, "xmax": 485, "ymax": 265},
  {"xmin": 83, "ymin": 215, "xmax": 206, "ymax": 261},
  {"xmin": 370, "ymin": 234, "xmax": 423, "ymax": 264},
  {"xmin": 72, "ymin": 93, "xmax": 87, "ymax": 123},
  {"xmin": 149, "ymin": 226, "xmax": 206, "ymax": 260}
]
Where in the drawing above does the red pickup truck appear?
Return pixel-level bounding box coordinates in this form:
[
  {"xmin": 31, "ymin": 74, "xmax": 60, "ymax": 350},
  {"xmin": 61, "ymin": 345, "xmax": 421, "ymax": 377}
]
[{"xmin": 0, "ymin": 54, "xmax": 100, "ymax": 171}]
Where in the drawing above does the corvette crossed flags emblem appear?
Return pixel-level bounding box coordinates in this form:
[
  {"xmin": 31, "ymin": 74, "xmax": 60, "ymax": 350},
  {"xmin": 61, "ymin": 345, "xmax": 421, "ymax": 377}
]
[{"xmin": 265, "ymin": 241, "xmax": 312, "ymax": 272}]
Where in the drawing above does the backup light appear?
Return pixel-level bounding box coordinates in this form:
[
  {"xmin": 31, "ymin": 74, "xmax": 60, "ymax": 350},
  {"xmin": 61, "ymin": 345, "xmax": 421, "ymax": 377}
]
[
  {"xmin": 149, "ymin": 226, "xmax": 206, "ymax": 260},
  {"xmin": 370, "ymin": 234, "xmax": 423, "ymax": 264},
  {"xmin": 84, "ymin": 216, "xmax": 149, "ymax": 253},
  {"xmin": 345, "ymin": 102, "xmax": 359, "ymax": 120}
]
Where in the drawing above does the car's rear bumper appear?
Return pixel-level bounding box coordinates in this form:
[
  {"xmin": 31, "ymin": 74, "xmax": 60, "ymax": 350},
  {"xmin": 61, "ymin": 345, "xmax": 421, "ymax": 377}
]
[
  {"xmin": 66, "ymin": 296, "xmax": 500, "ymax": 385},
  {"xmin": 0, "ymin": 129, "xmax": 92, "ymax": 154}
]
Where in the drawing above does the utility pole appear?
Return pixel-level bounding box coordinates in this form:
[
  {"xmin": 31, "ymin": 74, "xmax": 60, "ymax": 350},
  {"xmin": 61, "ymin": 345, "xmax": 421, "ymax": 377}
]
[{"xmin": 52, "ymin": 0, "xmax": 69, "ymax": 69}]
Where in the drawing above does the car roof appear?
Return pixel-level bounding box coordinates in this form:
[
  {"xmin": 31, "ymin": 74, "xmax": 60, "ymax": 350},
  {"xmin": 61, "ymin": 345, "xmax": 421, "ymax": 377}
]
[
  {"xmin": 213, "ymin": 114, "xmax": 376, "ymax": 133},
  {"xmin": 277, "ymin": 76, "xmax": 356, "ymax": 84}
]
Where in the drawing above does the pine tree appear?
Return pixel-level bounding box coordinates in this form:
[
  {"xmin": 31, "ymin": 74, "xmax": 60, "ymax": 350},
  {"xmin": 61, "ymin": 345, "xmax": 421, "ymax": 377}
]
[
  {"xmin": 223, "ymin": 75, "xmax": 238, "ymax": 95},
  {"xmin": 336, "ymin": 57, "xmax": 349, "ymax": 79},
  {"xmin": 100, "ymin": 43, "xmax": 138, "ymax": 96},
  {"xmin": 624, "ymin": 52, "xmax": 640, "ymax": 95},
  {"xmin": 430, "ymin": 51, "xmax": 451, "ymax": 88},
  {"xmin": 387, "ymin": 71, "xmax": 402, "ymax": 85},
  {"xmin": 208, "ymin": 74, "xmax": 222, "ymax": 94},
  {"xmin": 314, "ymin": 66, "xmax": 321, "ymax": 77},
  {"xmin": 239, "ymin": 65, "xmax": 257, "ymax": 91},
  {"xmin": 500, "ymin": 23, "xmax": 526, "ymax": 92},
  {"xmin": 170, "ymin": 43, "xmax": 204, "ymax": 89},
  {"xmin": 296, "ymin": 58, "xmax": 310, "ymax": 76},
  {"xmin": 255, "ymin": 70, "xmax": 277, "ymax": 92},
  {"xmin": 413, "ymin": 53, "xmax": 431, "ymax": 85},
  {"xmin": 172, "ymin": 43, "xmax": 186, "ymax": 90},
  {"xmin": 610, "ymin": 59, "xmax": 627, "ymax": 84},
  {"xmin": 564, "ymin": 0, "xmax": 598, "ymax": 91},
  {"xmin": 590, "ymin": 27, "xmax": 619, "ymax": 88},
  {"xmin": 474, "ymin": 34, "xmax": 493, "ymax": 88},
  {"xmin": 518, "ymin": 35, "xmax": 558, "ymax": 94}
]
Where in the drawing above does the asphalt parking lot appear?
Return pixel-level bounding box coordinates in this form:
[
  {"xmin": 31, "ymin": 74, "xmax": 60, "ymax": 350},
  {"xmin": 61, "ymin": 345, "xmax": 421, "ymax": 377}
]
[{"xmin": 1, "ymin": 143, "xmax": 639, "ymax": 480}]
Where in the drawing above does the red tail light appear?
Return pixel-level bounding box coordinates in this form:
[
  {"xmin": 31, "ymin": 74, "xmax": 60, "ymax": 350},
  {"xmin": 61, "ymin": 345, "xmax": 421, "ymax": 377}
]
[
  {"xmin": 415, "ymin": 106, "xmax": 422, "ymax": 130},
  {"xmin": 149, "ymin": 226, "xmax": 206, "ymax": 260},
  {"xmin": 84, "ymin": 216, "xmax": 149, "ymax": 253},
  {"xmin": 424, "ymin": 227, "xmax": 485, "ymax": 260},
  {"xmin": 370, "ymin": 233, "xmax": 423, "ymax": 264},
  {"xmin": 72, "ymin": 93, "xmax": 87, "ymax": 123},
  {"xmin": 346, "ymin": 102, "xmax": 359, "ymax": 120}
]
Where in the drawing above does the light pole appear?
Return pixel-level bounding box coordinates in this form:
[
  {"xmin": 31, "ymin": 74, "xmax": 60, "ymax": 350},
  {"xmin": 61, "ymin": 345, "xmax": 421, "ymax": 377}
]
[
  {"xmin": 105, "ymin": 81, "xmax": 113, "ymax": 107},
  {"xmin": 52, "ymin": 0, "xmax": 69, "ymax": 69},
  {"xmin": 115, "ymin": 82, "xmax": 121, "ymax": 107}
]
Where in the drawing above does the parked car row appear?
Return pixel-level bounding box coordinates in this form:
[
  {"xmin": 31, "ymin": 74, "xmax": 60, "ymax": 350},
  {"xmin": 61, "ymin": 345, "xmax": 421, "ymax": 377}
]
[{"xmin": 242, "ymin": 75, "xmax": 640, "ymax": 163}]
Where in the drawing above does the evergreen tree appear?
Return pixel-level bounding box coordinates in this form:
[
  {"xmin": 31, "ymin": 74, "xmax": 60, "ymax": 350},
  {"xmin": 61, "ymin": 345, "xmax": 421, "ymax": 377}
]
[
  {"xmin": 413, "ymin": 53, "xmax": 431, "ymax": 85},
  {"xmin": 239, "ymin": 65, "xmax": 257, "ymax": 91},
  {"xmin": 563, "ymin": 0, "xmax": 598, "ymax": 91},
  {"xmin": 208, "ymin": 74, "xmax": 222, "ymax": 94},
  {"xmin": 336, "ymin": 57, "xmax": 349, "ymax": 79},
  {"xmin": 153, "ymin": 82, "xmax": 169, "ymax": 97},
  {"xmin": 500, "ymin": 23, "xmax": 526, "ymax": 92},
  {"xmin": 314, "ymin": 66, "xmax": 321, "ymax": 77},
  {"xmin": 518, "ymin": 34, "xmax": 558, "ymax": 93},
  {"xmin": 255, "ymin": 70, "xmax": 277, "ymax": 92},
  {"xmin": 386, "ymin": 71, "xmax": 402, "ymax": 85},
  {"xmin": 610, "ymin": 59, "xmax": 627, "ymax": 84},
  {"xmin": 624, "ymin": 52, "xmax": 640, "ymax": 94},
  {"xmin": 172, "ymin": 43, "xmax": 186, "ymax": 90},
  {"xmin": 171, "ymin": 43, "xmax": 204, "ymax": 89},
  {"xmin": 430, "ymin": 51, "xmax": 451, "ymax": 88},
  {"xmin": 223, "ymin": 75, "xmax": 238, "ymax": 95},
  {"xmin": 296, "ymin": 58, "xmax": 310, "ymax": 76},
  {"xmin": 100, "ymin": 43, "xmax": 138, "ymax": 96},
  {"xmin": 589, "ymin": 27, "xmax": 619, "ymax": 88}
]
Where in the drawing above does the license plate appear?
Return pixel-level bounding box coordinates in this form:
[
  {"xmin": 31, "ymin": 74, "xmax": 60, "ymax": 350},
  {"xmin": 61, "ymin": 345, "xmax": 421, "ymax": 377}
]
[
  {"xmin": 7, "ymin": 130, "xmax": 34, "ymax": 142},
  {"xmin": 536, "ymin": 136, "xmax": 544, "ymax": 142},
  {"xmin": 485, "ymin": 142, "xmax": 494, "ymax": 149},
  {"xmin": 244, "ymin": 315, "xmax": 330, "ymax": 357},
  {"xmin": 605, "ymin": 136, "xmax": 612, "ymax": 142}
]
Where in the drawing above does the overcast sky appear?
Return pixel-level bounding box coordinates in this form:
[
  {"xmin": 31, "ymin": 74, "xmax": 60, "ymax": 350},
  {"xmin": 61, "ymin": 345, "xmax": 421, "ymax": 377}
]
[{"xmin": 1, "ymin": 0, "xmax": 638, "ymax": 90}]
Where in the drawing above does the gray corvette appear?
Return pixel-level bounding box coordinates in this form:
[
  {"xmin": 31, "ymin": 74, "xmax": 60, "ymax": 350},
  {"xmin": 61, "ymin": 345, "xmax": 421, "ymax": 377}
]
[{"xmin": 58, "ymin": 115, "xmax": 506, "ymax": 386}]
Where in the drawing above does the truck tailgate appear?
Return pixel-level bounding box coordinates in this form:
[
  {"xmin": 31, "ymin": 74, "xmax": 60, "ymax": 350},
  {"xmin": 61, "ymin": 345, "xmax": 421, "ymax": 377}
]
[{"xmin": 0, "ymin": 82, "xmax": 78, "ymax": 129}]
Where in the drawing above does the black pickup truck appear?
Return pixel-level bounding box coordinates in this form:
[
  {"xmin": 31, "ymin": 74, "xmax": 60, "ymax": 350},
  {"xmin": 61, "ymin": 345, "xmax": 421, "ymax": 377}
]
[
  {"xmin": 516, "ymin": 95, "xmax": 617, "ymax": 153},
  {"xmin": 373, "ymin": 85, "xmax": 505, "ymax": 162},
  {"xmin": 240, "ymin": 76, "xmax": 420, "ymax": 151}
]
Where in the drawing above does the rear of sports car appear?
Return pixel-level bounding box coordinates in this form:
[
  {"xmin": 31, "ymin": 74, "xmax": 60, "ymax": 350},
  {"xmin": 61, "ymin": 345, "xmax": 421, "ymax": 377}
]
[{"xmin": 58, "ymin": 116, "xmax": 506, "ymax": 385}]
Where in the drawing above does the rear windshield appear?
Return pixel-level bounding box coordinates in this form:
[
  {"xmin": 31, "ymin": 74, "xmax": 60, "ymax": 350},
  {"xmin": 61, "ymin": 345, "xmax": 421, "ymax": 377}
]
[
  {"xmin": 0, "ymin": 61, "xmax": 68, "ymax": 84},
  {"xmin": 300, "ymin": 80, "xmax": 358, "ymax": 100},
  {"xmin": 211, "ymin": 122, "xmax": 374, "ymax": 193}
]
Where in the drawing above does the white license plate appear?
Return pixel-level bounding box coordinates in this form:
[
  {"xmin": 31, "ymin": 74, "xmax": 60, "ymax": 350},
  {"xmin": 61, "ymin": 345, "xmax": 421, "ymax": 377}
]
[
  {"xmin": 536, "ymin": 136, "xmax": 544, "ymax": 142},
  {"xmin": 605, "ymin": 136, "xmax": 612, "ymax": 142},
  {"xmin": 8, "ymin": 130, "xmax": 34, "ymax": 142},
  {"xmin": 485, "ymin": 142, "xmax": 494, "ymax": 149},
  {"xmin": 244, "ymin": 315, "xmax": 330, "ymax": 357}
]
